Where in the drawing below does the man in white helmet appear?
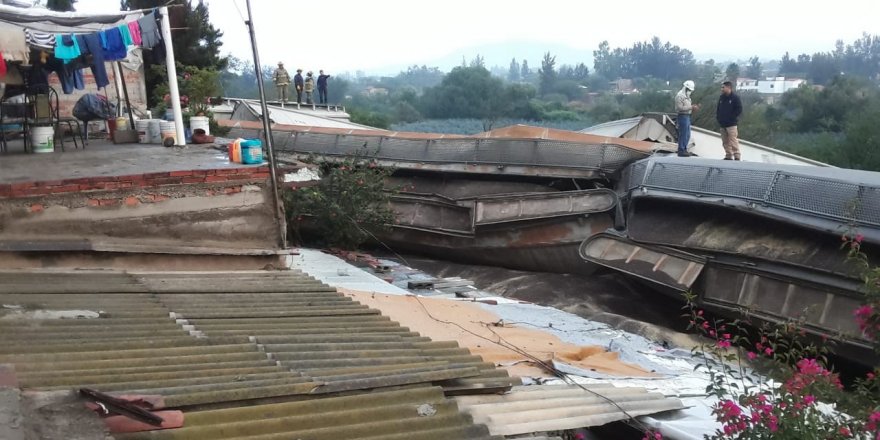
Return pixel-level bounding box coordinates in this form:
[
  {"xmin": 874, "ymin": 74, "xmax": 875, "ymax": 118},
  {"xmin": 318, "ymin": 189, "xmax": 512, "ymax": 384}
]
[{"xmin": 675, "ymin": 80, "xmax": 700, "ymax": 157}]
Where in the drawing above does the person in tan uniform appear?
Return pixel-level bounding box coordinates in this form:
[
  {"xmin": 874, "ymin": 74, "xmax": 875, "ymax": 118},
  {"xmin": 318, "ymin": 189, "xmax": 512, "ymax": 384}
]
[
  {"xmin": 304, "ymin": 71, "xmax": 315, "ymax": 104},
  {"xmin": 272, "ymin": 62, "xmax": 290, "ymax": 102}
]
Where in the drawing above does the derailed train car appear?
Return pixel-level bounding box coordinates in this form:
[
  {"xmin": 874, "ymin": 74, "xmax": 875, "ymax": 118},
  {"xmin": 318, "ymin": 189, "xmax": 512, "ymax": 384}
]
[{"xmin": 580, "ymin": 156, "xmax": 880, "ymax": 365}]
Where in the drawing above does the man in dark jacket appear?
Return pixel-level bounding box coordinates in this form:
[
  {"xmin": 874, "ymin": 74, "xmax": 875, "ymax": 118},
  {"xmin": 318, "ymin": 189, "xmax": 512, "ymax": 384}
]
[
  {"xmin": 293, "ymin": 69, "xmax": 305, "ymax": 104},
  {"xmin": 716, "ymin": 81, "xmax": 743, "ymax": 160},
  {"xmin": 317, "ymin": 70, "xmax": 331, "ymax": 104}
]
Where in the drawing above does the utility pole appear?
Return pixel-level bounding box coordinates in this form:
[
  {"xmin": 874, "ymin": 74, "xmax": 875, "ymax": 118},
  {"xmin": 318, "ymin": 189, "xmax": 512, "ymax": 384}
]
[{"xmin": 244, "ymin": 0, "xmax": 287, "ymax": 249}]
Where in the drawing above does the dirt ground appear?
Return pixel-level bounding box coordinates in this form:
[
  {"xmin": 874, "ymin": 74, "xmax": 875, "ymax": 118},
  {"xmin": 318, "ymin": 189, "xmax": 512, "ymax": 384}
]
[
  {"xmin": 19, "ymin": 391, "xmax": 109, "ymax": 440},
  {"xmin": 345, "ymin": 289, "xmax": 656, "ymax": 379},
  {"xmin": 393, "ymin": 255, "xmax": 700, "ymax": 349}
]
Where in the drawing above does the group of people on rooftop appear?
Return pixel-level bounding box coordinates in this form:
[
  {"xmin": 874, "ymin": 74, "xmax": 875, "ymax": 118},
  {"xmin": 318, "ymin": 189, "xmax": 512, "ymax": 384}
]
[
  {"xmin": 272, "ymin": 62, "xmax": 331, "ymax": 105},
  {"xmin": 675, "ymin": 79, "xmax": 743, "ymax": 160}
]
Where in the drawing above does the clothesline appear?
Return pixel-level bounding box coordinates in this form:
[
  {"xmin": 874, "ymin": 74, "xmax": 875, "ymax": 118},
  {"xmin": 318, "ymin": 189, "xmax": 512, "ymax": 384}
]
[{"xmin": 0, "ymin": 9, "xmax": 166, "ymax": 95}]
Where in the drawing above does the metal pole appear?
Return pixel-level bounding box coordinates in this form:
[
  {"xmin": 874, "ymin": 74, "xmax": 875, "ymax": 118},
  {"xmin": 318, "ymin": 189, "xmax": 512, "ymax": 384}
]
[
  {"xmin": 159, "ymin": 6, "xmax": 185, "ymax": 146},
  {"xmin": 245, "ymin": 0, "xmax": 287, "ymax": 249},
  {"xmin": 117, "ymin": 61, "xmax": 136, "ymax": 128}
]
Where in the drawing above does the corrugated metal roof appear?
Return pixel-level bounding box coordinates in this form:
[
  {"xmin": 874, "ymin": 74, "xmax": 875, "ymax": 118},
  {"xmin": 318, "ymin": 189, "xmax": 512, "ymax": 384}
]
[
  {"xmin": 455, "ymin": 384, "xmax": 685, "ymax": 437},
  {"xmin": 0, "ymin": 270, "xmax": 512, "ymax": 439},
  {"xmin": 579, "ymin": 117, "xmax": 644, "ymax": 138},
  {"xmin": 476, "ymin": 124, "xmax": 656, "ymax": 152},
  {"xmin": 234, "ymin": 101, "xmax": 377, "ymax": 131}
]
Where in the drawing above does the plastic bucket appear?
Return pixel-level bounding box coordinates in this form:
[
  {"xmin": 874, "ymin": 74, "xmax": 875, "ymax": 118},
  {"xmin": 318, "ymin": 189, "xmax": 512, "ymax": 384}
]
[
  {"xmin": 30, "ymin": 126, "xmax": 54, "ymax": 153},
  {"xmin": 189, "ymin": 116, "xmax": 210, "ymax": 135},
  {"xmin": 135, "ymin": 119, "xmax": 150, "ymax": 143},
  {"xmin": 160, "ymin": 121, "xmax": 177, "ymax": 146},
  {"xmin": 241, "ymin": 139, "xmax": 263, "ymax": 164},
  {"xmin": 148, "ymin": 119, "xmax": 162, "ymax": 144},
  {"xmin": 116, "ymin": 117, "xmax": 128, "ymax": 132}
]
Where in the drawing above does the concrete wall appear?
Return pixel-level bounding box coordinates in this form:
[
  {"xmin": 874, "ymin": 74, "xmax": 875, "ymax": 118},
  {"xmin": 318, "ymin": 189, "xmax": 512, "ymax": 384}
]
[{"xmin": 0, "ymin": 167, "xmax": 281, "ymax": 253}]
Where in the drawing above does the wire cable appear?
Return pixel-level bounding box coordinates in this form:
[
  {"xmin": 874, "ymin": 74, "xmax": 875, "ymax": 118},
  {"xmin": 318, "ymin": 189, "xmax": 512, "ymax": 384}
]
[{"xmin": 411, "ymin": 293, "xmax": 657, "ymax": 433}]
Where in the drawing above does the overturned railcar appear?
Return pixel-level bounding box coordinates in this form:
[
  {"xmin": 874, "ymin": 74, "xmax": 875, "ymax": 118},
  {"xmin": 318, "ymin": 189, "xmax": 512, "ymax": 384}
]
[{"xmin": 581, "ymin": 156, "xmax": 880, "ymax": 365}]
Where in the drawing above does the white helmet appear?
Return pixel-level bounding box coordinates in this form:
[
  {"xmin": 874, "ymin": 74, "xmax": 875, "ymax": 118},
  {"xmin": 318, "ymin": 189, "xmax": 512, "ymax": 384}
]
[{"xmin": 683, "ymin": 80, "xmax": 695, "ymax": 91}]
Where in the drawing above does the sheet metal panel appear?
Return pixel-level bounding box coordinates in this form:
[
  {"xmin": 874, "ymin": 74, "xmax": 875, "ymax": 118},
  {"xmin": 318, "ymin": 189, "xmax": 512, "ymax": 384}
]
[{"xmin": 0, "ymin": 271, "xmax": 512, "ymax": 439}]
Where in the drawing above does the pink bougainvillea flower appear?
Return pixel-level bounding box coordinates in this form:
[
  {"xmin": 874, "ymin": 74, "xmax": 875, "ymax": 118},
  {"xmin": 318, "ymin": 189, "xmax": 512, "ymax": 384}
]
[{"xmin": 747, "ymin": 351, "xmax": 757, "ymax": 360}]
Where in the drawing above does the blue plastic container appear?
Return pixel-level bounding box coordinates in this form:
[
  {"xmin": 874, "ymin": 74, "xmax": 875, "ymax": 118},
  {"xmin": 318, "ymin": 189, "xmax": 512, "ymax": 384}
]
[{"xmin": 240, "ymin": 139, "xmax": 263, "ymax": 164}]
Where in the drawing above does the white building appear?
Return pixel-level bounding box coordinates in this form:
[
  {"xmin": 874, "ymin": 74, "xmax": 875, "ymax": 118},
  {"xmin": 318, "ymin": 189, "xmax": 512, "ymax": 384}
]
[
  {"xmin": 736, "ymin": 78, "xmax": 759, "ymax": 92},
  {"xmin": 736, "ymin": 77, "xmax": 806, "ymax": 103}
]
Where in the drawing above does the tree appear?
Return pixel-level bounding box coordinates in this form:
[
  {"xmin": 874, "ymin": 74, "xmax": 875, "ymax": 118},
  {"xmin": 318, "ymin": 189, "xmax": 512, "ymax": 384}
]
[
  {"xmin": 469, "ymin": 54, "xmax": 485, "ymax": 69},
  {"xmin": 419, "ymin": 66, "xmax": 538, "ymax": 128},
  {"xmin": 45, "ymin": 0, "xmax": 76, "ymax": 11},
  {"xmin": 521, "ymin": 60, "xmax": 530, "ymax": 79},
  {"xmin": 593, "ymin": 37, "xmax": 696, "ymax": 81},
  {"xmin": 809, "ymin": 52, "xmax": 841, "ymax": 85},
  {"xmin": 745, "ymin": 56, "xmax": 762, "ymax": 79},
  {"xmin": 573, "ymin": 63, "xmax": 590, "ymax": 81},
  {"xmin": 779, "ymin": 52, "xmax": 796, "ymax": 75},
  {"xmin": 725, "ymin": 62, "xmax": 740, "ymax": 81},
  {"xmin": 539, "ymin": 52, "xmax": 557, "ymax": 96},
  {"xmin": 593, "ymin": 40, "xmax": 616, "ymax": 79},
  {"xmin": 121, "ymin": 0, "xmax": 227, "ymax": 107},
  {"xmin": 840, "ymin": 101, "xmax": 880, "ymax": 170},
  {"xmin": 508, "ymin": 58, "xmax": 520, "ymax": 82}
]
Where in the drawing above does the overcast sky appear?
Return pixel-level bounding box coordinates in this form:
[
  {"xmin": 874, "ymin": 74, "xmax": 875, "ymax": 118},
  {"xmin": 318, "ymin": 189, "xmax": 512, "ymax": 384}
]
[{"xmin": 76, "ymin": 0, "xmax": 880, "ymax": 74}]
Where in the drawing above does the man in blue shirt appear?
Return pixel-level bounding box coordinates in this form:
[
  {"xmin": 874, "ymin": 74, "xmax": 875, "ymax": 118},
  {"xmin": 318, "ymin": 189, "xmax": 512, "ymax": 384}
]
[
  {"xmin": 293, "ymin": 69, "xmax": 304, "ymax": 104},
  {"xmin": 317, "ymin": 70, "xmax": 331, "ymax": 104}
]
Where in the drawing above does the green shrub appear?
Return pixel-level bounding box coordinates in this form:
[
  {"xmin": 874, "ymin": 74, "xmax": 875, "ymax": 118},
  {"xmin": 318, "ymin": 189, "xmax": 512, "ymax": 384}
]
[{"xmin": 285, "ymin": 152, "xmax": 395, "ymax": 249}]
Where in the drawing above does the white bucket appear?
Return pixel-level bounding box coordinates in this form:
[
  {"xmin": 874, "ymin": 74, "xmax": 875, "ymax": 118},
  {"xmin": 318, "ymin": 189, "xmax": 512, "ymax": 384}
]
[
  {"xmin": 135, "ymin": 119, "xmax": 150, "ymax": 143},
  {"xmin": 160, "ymin": 121, "xmax": 177, "ymax": 146},
  {"xmin": 30, "ymin": 126, "xmax": 54, "ymax": 153},
  {"xmin": 189, "ymin": 116, "xmax": 210, "ymax": 135},
  {"xmin": 147, "ymin": 119, "xmax": 162, "ymax": 144}
]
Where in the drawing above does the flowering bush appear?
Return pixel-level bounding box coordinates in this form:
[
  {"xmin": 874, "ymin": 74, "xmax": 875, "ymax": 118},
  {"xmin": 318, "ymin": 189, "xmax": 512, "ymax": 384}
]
[{"xmin": 673, "ymin": 231, "xmax": 880, "ymax": 439}]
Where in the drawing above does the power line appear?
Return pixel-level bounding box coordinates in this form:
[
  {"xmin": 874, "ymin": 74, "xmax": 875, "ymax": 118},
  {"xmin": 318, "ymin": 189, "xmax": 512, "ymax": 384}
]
[{"xmin": 411, "ymin": 294, "xmax": 656, "ymax": 434}]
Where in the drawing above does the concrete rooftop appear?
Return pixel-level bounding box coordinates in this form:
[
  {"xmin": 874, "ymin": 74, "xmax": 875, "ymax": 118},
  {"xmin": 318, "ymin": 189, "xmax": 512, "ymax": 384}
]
[{"xmin": 0, "ymin": 139, "xmax": 247, "ymax": 185}]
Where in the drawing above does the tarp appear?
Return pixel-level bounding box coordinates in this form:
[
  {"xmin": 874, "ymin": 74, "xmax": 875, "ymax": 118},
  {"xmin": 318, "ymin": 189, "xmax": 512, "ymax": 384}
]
[{"xmin": 0, "ymin": 5, "xmax": 142, "ymax": 33}]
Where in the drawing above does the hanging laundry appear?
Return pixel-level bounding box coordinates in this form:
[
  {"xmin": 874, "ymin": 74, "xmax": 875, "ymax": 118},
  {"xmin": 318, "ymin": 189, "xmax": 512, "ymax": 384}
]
[
  {"xmin": 24, "ymin": 29, "xmax": 55, "ymax": 51},
  {"xmin": 45, "ymin": 56, "xmax": 85, "ymax": 94},
  {"xmin": 127, "ymin": 20, "xmax": 142, "ymax": 46},
  {"xmin": 27, "ymin": 51, "xmax": 50, "ymax": 89},
  {"xmin": 118, "ymin": 24, "xmax": 133, "ymax": 47},
  {"xmin": 0, "ymin": 22, "xmax": 29, "ymax": 63},
  {"xmin": 79, "ymin": 33, "xmax": 109, "ymax": 89},
  {"xmin": 100, "ymin": 28, "xmax": 127, "ymax": 61},
  {"xmin": 54, "ymin": 33, "xmax": 81, "ymax": 64},
  {"xmin": 137, "ymin": 11, "xmax": 161, "ymax": 49}
]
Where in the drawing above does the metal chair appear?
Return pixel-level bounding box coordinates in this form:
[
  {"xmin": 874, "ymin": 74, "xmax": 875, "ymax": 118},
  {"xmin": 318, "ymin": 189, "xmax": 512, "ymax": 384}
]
[
  {"xmin": 28, "ymin": 85, "xmax": 84, "ymax": 151},
  {"xmin": 0, "ymin": 95, "xmax": 30, "ymax": 153}
]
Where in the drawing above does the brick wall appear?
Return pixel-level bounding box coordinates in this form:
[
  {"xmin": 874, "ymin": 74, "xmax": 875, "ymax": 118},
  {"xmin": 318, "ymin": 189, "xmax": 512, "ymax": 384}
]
[
  {"xmin": 50, "ymin": 60, "xmax": 148, "ymax": 120},
  {"xmin": 0, "ymin": 166, "xmax": 271, "ymax": 199}
]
